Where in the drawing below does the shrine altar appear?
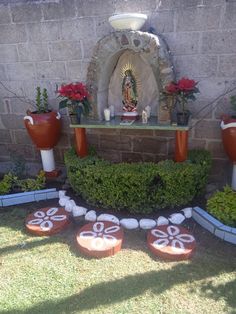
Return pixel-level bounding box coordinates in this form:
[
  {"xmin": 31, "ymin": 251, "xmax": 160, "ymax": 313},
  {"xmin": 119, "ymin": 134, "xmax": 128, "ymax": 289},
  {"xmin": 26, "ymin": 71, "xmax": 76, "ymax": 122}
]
[{"xmin": 70, "ymin": 117, "xmax": 189, "ymax": 163}]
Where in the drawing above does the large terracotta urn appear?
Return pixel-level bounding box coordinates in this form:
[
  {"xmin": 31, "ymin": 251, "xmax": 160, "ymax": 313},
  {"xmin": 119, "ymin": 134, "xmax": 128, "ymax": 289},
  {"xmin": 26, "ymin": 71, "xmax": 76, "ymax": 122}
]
[
  {"xmin": 221, "ymin": 115, "xmax": 236, "ymax": 190},
  {"xmin": 24, "ymin": 111, "xmax": 62, "ymax": 175}
]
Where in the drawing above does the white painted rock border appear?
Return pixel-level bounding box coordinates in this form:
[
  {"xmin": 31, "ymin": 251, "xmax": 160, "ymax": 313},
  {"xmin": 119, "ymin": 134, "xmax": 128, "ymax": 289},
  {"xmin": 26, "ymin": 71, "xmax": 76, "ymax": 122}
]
[{"xmin": 58, "ymin": 191, "xmax": 192, "ymax": 230}]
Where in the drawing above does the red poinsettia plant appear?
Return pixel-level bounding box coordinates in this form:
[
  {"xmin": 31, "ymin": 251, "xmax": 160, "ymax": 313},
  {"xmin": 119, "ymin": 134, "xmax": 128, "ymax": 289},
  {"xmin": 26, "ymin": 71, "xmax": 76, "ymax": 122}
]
[
  {"xmin": 58, "ymin": 82, "xmax": 91, "ymax": 116},
  {"xmin": 164, "ymin": 77, "xmax": 199, "ymax": 113}
]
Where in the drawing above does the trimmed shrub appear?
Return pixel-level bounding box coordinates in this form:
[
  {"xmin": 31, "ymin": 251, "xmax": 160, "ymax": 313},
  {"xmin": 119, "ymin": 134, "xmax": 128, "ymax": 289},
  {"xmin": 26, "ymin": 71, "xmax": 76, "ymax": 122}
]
[
  {"xmin": 207, "ymin": 185, "xmax": 236, "ymax": 227},
  {"xmin": 65, "ymin": 148, "xmax": 212, "ymax": 214}
]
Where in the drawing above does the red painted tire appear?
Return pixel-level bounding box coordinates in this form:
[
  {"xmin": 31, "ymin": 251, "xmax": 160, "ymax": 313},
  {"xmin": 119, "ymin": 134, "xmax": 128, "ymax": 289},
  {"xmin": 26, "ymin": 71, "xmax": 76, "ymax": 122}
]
[
  {"xmin": 147, "ymin": 225, "xmax": 196, "ymax": 261},
  {"xmin": 25, "ymin": 207, "xmax": 70, "ymax": 236},
  {"xmin": 76, "ymin": 221, "xmax": 124, "ymax": 258}
]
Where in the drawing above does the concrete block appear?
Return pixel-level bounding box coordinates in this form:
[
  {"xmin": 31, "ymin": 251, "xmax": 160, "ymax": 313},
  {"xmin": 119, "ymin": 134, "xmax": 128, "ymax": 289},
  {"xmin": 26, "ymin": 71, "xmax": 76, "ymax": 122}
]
[
  {"xmin": 149, "ymin": 10, "xmax": 174, "ymax": 33},
  {"xmin": 192, "ymin": 211, "xmax": 215, "ymax": 234},
  {"xmin": 114, "ymin": 0, "xmax": 157, "ymax": 12},
  {"xmin": 197, "ymin": 78, "xmax": 229, "ymax": 99},
  {"xmin": 18, "ymin": 43, "xmax": 49, "ymax": 62},
  {"xmin": 0, "ymin": 64, "xmax": 7, "ymax": 81},
  {"xmin": 0, "ymin": 81, "xmax": 25, "ymax": 98},
  {"xmin": 66, "ymin": 61, "xmax": 89, "ymax": 81},
  {"xmin": 163, "ymin": 32, "xmax": 199, "ymax": 56},
  {"xmin": 76, "ymin": 0, "xmax": 115, "ymax": 17},
  {"xmin": 95, "ymin": 16, "xmax": 114, "ymax": 39},
  {"xmin": 2, "ymin": 193, "xmax": 35, "ymax": 206},
  {"xmin": 156, "ymin": 0, "xmax": 202, "ymax": 9},
  {"xmin": 173, "ymin": 55, "xmax": 217, "ymax": 78},
  {"xmin": 224, "ymin": 232, "xmax": 236, "ymax": 245},
  {"xmin": 49, "ymin": 41, "xmax": 82, "ymax": 61},
  {"xmin": 219, "ymin": 225, "xmax": 232, "ymax": 233},
  {"xmin": 214, "ymin": 228, "xmax": 225, "ymax": 240},
  {"xmin": 222, "ymin": 2, "xmax": 236, "ymax": 29},
  {"xmin": 27, "ymin": 22, "xmax": 61, "ymax": 42},
  {"xmin": 34, "ymin": 192, "xmax": 47, "ymax": 202},
  {"xmin": 11, "ymin": 3, "xmax": 42, "ymax": 23},
  {"xmin": 42, "ymin": 0, "xmax": 76, "ymax": 20},
  {"xmin": 8, "ymin": 144, "xmax": 35, "ymax": 160},
  {"xmin": 195, "ymin": 120, "xmax": 221, "ymax": 140},
  {"xmin": 36, "ymin": 62, "xmax": 66, "ymax": 80},
  {"xmin": 82, "ymin": 38, "xmax": 97, "ymax": 59},
  {"xmin": 0, "ymin": 4, "xmax": 11, "ymax": 24},
  {"xmin": 133, "ymin": 137, "xmax": 167, "ymax": 154},
  {"xmin": 0, "ymin": 129, "xmax": 11, "ymax": 143},
  {"xmin": 0, "ymin": 44, "xmax": 18, "ymax": 63},
  {"xmin": 202, "ymin": 31, "xmax": 236, "ymax": 54},
  {"xmin": 6, "ymin": 63, "xmax": 35, "ymax": 81},
  {"xmin": 207, "ymin": 141, "xmax": 227, "ymax": 159},
  {"xmin": 61, "ymin": 19, "xmax": 95, "ymax": 41},
  {"xmin": 0, "ymin": 24, "xmax": 27, "ymax": 44},
  {"xmin": 46, "ymin": 191, "xmax": 59, "ymax": 200},
  {"xmin": 176, "ymin": 6, "xmax": 220, "ymax": 31},
  {"xmin": 218, "ymin": 55, "xmax": 236, "ymax": 78},
  {"xmin": 1, "ymin": 114, "xmax": 25, "ymax": 130},
  {"xmin": 13, "ymin": 129, "xmax": 31, "ymax": 145}
]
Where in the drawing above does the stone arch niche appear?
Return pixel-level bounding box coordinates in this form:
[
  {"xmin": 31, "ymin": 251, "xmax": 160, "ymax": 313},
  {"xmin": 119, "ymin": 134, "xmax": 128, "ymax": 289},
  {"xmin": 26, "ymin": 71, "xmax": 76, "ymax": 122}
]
[{"xmin": 87, "ymin": 31, "xmax": 175, "ymax": 123}]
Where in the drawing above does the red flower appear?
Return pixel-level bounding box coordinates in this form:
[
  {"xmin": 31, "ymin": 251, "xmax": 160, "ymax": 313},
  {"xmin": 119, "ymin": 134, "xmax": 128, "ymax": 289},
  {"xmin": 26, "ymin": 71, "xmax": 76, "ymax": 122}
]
[
  {"xmin": 177, "ymin": 78, "xmax": 197, "ymax": 92},
  {"xmin": 165, "ymin": 82, "xmax": 179, "ymax": 94}
]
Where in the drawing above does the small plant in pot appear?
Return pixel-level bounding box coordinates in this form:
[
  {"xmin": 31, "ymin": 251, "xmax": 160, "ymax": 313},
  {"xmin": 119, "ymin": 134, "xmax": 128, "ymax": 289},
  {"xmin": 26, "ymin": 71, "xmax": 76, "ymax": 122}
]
[
  {"xmin": 24, "ymin": 87, "xmax": 62, "ymax": 176},
  {"xmin": 164, "ymin": 78, "xmax": 199, "ymax": 126},
  {"xmin": 58, "ymin": 82, "xmax": 91, "ymax": 124}
]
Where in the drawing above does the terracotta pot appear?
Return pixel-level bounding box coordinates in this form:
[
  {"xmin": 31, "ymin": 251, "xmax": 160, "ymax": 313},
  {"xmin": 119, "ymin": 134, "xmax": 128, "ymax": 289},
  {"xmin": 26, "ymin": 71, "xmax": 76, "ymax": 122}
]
[
  {"xmin": 24, "ymin": 111, "xmax": 62, "ymax": 150},
  {"xmin": 221, "ymin": 116, "xmax": 236, "ymax": 162}
]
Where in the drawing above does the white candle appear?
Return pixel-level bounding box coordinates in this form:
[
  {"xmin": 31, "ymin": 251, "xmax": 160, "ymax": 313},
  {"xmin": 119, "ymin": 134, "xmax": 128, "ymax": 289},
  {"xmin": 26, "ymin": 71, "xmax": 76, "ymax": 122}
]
[{"xmin": 104, "ymin": 108, "xmax": 111, "ymax": 121}]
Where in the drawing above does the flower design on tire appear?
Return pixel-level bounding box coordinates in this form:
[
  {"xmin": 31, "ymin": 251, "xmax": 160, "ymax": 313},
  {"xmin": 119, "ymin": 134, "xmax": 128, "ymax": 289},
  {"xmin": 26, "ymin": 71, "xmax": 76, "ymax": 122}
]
[
  {"xmin": 147, "ymin": 225, "xmax": 196, "ymax": 260},
  {"xmin": 76, "ymin": 221, "xmax": 124, "ymax": 258},
  {"xmin": 25, "ymin": 207, "xmax": 70, "ymax": 236}
]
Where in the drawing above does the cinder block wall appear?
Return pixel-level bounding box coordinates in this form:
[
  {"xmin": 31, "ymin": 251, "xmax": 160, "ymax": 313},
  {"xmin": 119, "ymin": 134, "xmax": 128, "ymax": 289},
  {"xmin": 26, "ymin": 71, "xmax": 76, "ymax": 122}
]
[{"xmin": 0, "ymin": 0, "xmax": 235, "ymax": 182}]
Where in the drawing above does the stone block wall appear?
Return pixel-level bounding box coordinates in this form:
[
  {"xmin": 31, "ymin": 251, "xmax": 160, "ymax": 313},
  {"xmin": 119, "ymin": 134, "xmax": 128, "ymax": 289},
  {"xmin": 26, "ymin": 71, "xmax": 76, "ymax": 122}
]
[{"xmin": 0, "ymin": 0, "xmax": 235, "ymax": 183}]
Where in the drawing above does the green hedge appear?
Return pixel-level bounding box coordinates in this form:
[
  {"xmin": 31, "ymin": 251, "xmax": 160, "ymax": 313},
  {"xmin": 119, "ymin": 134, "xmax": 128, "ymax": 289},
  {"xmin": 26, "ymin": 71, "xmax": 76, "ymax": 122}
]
[
  {"xmin": 65, "ymin": 149, "xmax": 212, "ymax": 214},
  {"xmin": 207, "ymin": 186, "xmax": 236, "ymax": 227}
]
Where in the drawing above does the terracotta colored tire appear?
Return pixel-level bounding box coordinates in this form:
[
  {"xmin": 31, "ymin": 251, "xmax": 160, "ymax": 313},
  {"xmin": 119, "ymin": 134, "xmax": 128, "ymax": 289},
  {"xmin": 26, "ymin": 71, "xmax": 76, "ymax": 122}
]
[
  {"xmin": 222, "ymin": 128, "xmax": 236, "ymax": 162},
  {"xmin": 24, "ymin": 111, "xmax": 61, "ymax": 149},
  {"xmin": 76, "ymin": 221, "xmax": 124, "ymax": 258},
  {"xmin": 147, "ymin": 225, "xmax": 196, "ymax": 261},
  {"xmin": 25, "ymin": 207, "xmax": 70, "ymax": 236}
]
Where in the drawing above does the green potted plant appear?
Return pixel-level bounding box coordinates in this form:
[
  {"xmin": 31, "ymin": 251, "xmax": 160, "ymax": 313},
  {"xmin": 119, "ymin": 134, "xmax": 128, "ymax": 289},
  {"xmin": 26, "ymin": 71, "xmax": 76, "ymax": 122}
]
[
  {"xmin": 24, "ymin": 87, "xmax": 62, "ymax": 176},
  {"xmin": 164, "ymin": 77, "xmax": 199, "ymax": 126},
  {"xmin": 58, "ymin": 82, "xmax": 91, "ymax": 124}
]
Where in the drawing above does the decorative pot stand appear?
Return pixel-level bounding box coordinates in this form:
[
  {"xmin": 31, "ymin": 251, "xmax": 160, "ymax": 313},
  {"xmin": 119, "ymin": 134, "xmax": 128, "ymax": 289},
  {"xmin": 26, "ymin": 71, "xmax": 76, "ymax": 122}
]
[{"xmin": 70, "ymin": 117, "xmax": 189, "ymax": 162}]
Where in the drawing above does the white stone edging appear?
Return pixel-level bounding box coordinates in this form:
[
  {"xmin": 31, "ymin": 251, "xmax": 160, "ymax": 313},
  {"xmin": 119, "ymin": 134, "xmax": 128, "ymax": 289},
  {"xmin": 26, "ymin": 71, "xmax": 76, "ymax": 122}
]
[{"xmin": 58, "ymin": 191, "xmax": 192, "ymax": 230}]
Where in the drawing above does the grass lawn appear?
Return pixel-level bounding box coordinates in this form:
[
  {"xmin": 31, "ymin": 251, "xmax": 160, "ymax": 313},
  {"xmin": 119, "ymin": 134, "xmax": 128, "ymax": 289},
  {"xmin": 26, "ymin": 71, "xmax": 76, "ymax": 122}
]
[{"xmin": 0, "ymin": 204, "xmax": 236, "ymax": 314}]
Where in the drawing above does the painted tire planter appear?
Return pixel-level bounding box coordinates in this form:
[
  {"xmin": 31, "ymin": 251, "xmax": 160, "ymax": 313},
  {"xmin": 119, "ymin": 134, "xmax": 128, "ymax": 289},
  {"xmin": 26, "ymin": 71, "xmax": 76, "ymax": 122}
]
[
  {"xmin": 221, "ymin": 117, "xmax": 236, "ymax": 190},
  {"xmin": 25, "ymin": 207, "xmax": 70, "ymax": 236},
  {"xmin": 147, "ymin": 225, "xmax": 196, "ymax": 261},
  {"xmin": 24, "ymin": 111, "xmax": 61, "ymax": 149},
  {"xmin": 76, "ymin": 221, "xmax": 124, "ymax": 258}
]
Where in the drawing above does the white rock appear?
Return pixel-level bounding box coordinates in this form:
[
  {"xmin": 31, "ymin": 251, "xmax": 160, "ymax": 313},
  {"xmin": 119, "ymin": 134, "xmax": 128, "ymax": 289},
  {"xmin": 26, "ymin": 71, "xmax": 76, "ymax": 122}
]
[
  {"xmin": 72, "ymin": 206, "xmax": 88, "ymax": 217},
  {"xmin": 65, "ymin": 200, "xmax": 76, "ymax": 212},
  {"xmin": 97, "ymin": 214, "xmax": 120, "ymax": 225},
  {"xmin": 139, "ymin": 219, "xmax": 156, "ymax": 230},
  {"xmin": 181, "ymin": 207, "xmax": 192, "ymax": 219},
  {"xmin": 59, "ymin": 190, "xmax": 67, "ymax": 198},
  {"xmin": 59, "ymin": 196, "xmax": 70, "ymax": 206},
  {"xmin": 120, "ymin": 218, "xmax": 139, "ymax": 229},
  {"xmin": 156, "ymin": 216, "xmax": 169, "ymax": 226},
  {"xmin": 85, "ymin": 210, "xmax": 97, "ymax": 222},
  {"xmin": 169, "ymin": 213, "xmax": 185, "ymax": 225}
]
